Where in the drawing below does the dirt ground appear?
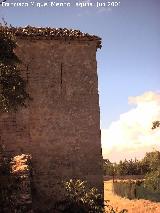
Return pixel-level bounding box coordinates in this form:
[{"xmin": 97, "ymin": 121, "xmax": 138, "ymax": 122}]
[{"xmin": 104, "ymin": 181, "xmax": 160, "ymax": 213}]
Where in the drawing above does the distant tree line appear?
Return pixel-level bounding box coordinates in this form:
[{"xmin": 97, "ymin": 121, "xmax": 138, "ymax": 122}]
[{"xmin": 103, "ymin": 150, "xmax": 160, "ymax": 176}]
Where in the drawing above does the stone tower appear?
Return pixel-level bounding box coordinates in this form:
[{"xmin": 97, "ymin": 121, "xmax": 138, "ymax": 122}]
[{"xmin": 0, "ymin": 26, "xmax": 103, "ymax": 211}]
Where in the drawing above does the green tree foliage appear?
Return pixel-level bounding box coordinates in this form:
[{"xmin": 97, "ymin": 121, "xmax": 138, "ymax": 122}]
[
  {"xmin": 103, "ymin": 151, "xmax": 160, "ymax": 176},
  {"xmin": 143, "ymin": 122, "xmax": 160, "ymax": 191},
  {"xmin": 103, "ymin": 159, "xmax": 115, "ymax": 176},
  {"xmin": 144, "ymin": 170, "xmax": 160, "ymax": 192},
  {"xmin": 0, "ymin": 24, "xmax": 30, "ymax": 112},
  {"xmin": 152, "ymin": 121, "xmax": 160, "ymax": 129},
  {"xmin": 142, "ymin": 150, "xmax": 160, "ymax": 172}
]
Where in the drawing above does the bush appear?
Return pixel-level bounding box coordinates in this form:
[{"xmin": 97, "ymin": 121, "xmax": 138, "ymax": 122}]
[
  {"xmin": 54, "ymin": 179, "xmax": 104, "ymax": 213},
  {"xmin": 54, "ymin": 179, "xmax": 128, "ymax": 213},
  {"xmin": 0, "ymin": 148, "xmax": 18, "ymax": 212},
  {"xmin": 144, "ymin": 169, "xmax": 160, "ymax": 192}
]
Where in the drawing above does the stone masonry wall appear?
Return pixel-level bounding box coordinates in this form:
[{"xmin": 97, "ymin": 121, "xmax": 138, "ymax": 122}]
[{"xmin": 0, "ymin": 38, "xmax": 103, "ymax": 211}]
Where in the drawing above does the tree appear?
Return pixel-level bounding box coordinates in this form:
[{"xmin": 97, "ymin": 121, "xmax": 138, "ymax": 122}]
[
  {"xmin": 142, "ymin": 151, "xmax": 160, "ymax": 172},
  {"xmin": 143, "ymin": 122, "xmax": 160, "ymax": 191},
  {"xmin": 0, "ymin": 1, "xmax": 7, "ymax": 4},
  {"xmin": 144, "ymin": 170, "xmax": 160, "ymax": 192},
  {"xmin": 152, "ymin": 121, "xmax": 160, "ymax": 129},
  {"xmin": 0, "ymin": 23, "xmax": 31, "ymax": 112},
  {"xmin": 103, "ymin": 159, "xmax": 114, "ymax": 176}
]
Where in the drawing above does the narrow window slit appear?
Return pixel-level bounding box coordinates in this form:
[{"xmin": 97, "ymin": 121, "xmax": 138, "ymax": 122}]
[{"xmin": 60, "ymin": 63, "xmax": 63, "ymax": 92}]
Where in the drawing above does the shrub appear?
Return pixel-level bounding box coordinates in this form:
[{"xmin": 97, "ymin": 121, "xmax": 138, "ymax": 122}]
[
  {"xmin": 0, "ymin": 146, "xmax": 17, "ymax": 212},
  {"xmin": 54, "ymin": 179, "xmax": 128, "ymax": 213},
  {"xmin": 144, "ymin": 169, "xmax": 160, "ymax": 192},
  {"xmin": 54, "ymin": 179, "xmax": 104, "ymax": 213}
]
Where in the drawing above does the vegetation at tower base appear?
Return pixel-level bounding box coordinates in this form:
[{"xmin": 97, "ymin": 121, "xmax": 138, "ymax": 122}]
[
  {"xmin": 0, "ymin": 145, "xmax": 13, "ymax": 211},
  {"xmin": 54, "ymin": 179, "xmax": 128, "ymax": 213},
  {"xmin": 0, "ymin": 23, "xmax": 30, "ymax": 112},
  {"xmin": 0, "ymin": 146, "xmax": 33, "ymax": 212}
]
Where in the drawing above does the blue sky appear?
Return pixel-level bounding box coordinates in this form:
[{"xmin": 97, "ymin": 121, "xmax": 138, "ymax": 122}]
[
  {"xmin": 0, "ymin": 0, "xmax": 159, "ymax": 129},
  {"xmin": 1, "ymin": 0, "xmax": 160, "ymax": 161}
]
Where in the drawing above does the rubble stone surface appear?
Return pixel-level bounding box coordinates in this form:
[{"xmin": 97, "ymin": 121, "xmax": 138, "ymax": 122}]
[{"xmin": 0, "ymin": 27, "xmax": 103, "ymax": 212}]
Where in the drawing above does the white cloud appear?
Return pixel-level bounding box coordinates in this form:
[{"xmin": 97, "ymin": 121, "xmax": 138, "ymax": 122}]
[{"xmin": 102, "ymin": 91, "xmax": 160, "ymax": 162}]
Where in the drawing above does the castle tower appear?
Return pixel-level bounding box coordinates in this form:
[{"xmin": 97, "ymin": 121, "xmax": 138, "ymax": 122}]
[{"xmin": 0, "ymin": 27, "xmax": 103, "ymax": 211}]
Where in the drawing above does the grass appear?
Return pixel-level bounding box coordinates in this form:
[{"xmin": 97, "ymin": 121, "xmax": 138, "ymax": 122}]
[
  {"xmin": 104, "ymin": 181, "xmax": 160, "ymax": 213},
  {"xmin": 112, "ymin": 180, "xmax": 160, "ymax": 202}
]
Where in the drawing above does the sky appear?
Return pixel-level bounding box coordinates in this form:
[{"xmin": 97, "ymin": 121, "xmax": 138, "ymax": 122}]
[{"xmin": 0, "ymin": 0, "xmax": 160, "ymax": 162}]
